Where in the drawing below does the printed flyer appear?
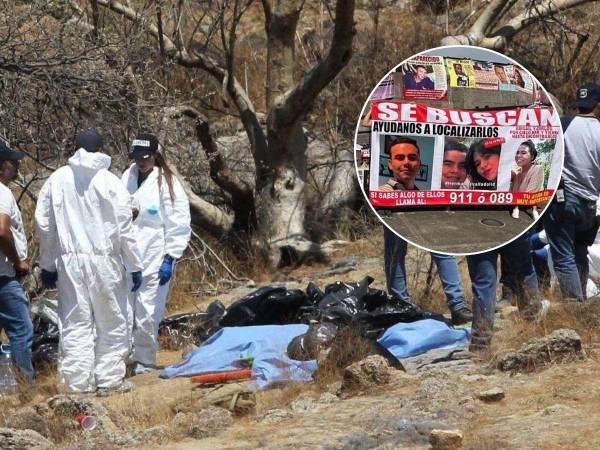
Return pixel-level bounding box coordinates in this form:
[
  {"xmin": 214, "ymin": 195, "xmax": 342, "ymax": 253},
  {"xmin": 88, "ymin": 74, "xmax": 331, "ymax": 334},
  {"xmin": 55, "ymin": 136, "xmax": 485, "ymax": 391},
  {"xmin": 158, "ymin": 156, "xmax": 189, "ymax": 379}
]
[
  {"xmin": 368, "ymin": 101, "xmax": 562, "ymax": 207},
  {"xmin": 400, "ymin": 55, "xmax": 447, "ymax": 100}
]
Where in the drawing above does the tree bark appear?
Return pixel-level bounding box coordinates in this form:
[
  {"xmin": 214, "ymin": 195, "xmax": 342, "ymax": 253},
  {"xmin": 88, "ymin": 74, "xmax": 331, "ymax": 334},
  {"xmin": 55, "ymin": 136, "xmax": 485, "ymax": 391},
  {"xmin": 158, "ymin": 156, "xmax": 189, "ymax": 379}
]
[{"xmin": 255, "ymin": 1, "xmax": 307, "ymax": 263}]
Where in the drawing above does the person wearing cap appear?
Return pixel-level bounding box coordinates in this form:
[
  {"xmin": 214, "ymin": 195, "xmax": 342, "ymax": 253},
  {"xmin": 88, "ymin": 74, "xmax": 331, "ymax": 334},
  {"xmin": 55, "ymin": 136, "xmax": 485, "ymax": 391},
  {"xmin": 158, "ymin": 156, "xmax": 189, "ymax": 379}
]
[
  {"xmin": 0, "ymin": 139, "xmax": 34, "ymax": 383},
  {"xmin": 543, "ymin": 83, "xmax": 600, "ymax": 302},
  {"xmin": 34, "ymin": 129, "xmax": 144, "ymax": 395},
  {"xmin": 121, "ymin": 133, "xmax": 190, "ymax": 375}
]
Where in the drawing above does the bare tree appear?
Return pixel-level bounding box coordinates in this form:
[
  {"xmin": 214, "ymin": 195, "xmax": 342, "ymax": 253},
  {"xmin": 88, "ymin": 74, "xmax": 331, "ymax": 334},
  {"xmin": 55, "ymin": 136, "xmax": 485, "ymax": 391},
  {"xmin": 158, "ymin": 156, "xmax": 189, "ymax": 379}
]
[{"xmin": 90, "ymin": 0, "xmax": 355, "ymax": 265}]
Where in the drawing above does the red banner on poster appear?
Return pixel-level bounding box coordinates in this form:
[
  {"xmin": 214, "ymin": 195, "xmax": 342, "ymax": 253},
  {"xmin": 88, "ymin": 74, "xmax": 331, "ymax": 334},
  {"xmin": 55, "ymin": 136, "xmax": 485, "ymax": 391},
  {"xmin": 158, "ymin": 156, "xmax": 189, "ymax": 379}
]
[
  {"xmin": 370, "ymin": 101, "xmax": 557, "ymax": 129},
  {"xmin": 369, "ymin": 189, "xmax": 555, "ymax": 207}
]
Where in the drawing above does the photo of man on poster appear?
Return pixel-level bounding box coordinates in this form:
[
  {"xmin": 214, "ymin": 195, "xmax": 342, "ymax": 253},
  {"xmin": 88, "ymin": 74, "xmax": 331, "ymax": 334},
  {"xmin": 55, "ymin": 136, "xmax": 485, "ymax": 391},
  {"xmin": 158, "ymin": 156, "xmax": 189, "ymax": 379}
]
[
  {"xmin": 494, "ymin": 64, "xmax": 510, "ymax": 83},
  {"xmin": 453, "ymin": 63, "xmax": 469, "ymax": 87},
  {"xmin": 441, "ymin": 140, "xmax": 468, "ymax": 189},
  {"xmin": 403, "ymin": 65, "xmax": 434, "ymax": 90},
  {"xmin": 378, "ymin": 137, "xmax": 422, "ymax": 191}
]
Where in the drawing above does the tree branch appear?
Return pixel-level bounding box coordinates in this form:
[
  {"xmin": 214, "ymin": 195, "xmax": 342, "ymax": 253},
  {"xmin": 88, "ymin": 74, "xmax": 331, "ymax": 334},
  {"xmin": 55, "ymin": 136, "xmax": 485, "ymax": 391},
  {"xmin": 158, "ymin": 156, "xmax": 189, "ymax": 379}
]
[
  {"xmin": 162, "ymin": 106, "xmax": 253, "ymax": 202},
  {"xmin": 442, "ymin": 0, "xmax": 597, "ymax": 50},
  {"xmin": 96, "ymin": 0, "xmax": 268, "ymax": 165},
  {"xmin": 481, "ymin": 0, "xmax": 597, "ymax": 50},
  {"xmin": 269, "ymin": 0, "xmax": 355, "ymax": 130}
]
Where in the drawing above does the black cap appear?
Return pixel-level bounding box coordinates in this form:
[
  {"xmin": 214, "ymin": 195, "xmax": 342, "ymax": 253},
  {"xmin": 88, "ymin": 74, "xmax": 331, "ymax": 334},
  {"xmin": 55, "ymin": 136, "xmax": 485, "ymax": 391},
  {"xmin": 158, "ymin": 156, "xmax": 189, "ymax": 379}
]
[
  {"xmin": 576, "ymin": 83, "xmax": 600, "ymax": 109},
  {"xmin": 130, "ymin": 133, "xmax": 158, "ymax": 160},
  {"xmin": 0, "ymin": 138, "xmax": 25, "ymax": 161},
  {"xmin": 75, "ymin": 129, "xmax": 105, "ymax": 153}
]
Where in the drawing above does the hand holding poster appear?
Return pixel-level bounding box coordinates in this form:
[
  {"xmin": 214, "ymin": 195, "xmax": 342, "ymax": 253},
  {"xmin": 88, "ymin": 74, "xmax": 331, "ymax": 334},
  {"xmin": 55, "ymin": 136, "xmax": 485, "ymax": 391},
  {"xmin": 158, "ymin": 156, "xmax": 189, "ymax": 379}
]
[{"xmin": 368, "ymin": 101, "xmax": 562, "ymax": 207}]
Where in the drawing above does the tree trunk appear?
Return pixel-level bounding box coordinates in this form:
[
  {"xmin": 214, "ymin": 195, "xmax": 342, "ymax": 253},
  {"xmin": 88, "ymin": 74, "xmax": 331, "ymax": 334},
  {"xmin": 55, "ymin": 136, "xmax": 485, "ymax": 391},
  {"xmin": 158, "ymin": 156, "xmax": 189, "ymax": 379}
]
[
  {"xmin": 257, "ymin": 1, "xmax": 309, "ymax": 265},
  {"xmin": 256, "ymin": 124, "xmax": 308, "ymax": 265}
]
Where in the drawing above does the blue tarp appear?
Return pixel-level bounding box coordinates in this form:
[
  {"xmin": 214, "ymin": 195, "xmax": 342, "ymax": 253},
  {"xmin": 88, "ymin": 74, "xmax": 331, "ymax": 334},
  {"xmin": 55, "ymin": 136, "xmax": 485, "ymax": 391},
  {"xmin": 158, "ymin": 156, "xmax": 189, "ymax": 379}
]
[
  {"xmin": 377, "ymin": 319, "xmax": 470, "ymax": 360},
  {"xmin": 159, "ymin": 324, "xmax": 317, "ymax": 390}
]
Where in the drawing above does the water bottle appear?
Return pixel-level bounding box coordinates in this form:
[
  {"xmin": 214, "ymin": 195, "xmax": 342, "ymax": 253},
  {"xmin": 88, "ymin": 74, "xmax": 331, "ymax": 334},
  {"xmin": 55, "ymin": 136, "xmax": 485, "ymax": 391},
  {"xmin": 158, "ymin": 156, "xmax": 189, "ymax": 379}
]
[{"xmin": 0, "ymin": 344, "xmax": 19, "ymax": 396}]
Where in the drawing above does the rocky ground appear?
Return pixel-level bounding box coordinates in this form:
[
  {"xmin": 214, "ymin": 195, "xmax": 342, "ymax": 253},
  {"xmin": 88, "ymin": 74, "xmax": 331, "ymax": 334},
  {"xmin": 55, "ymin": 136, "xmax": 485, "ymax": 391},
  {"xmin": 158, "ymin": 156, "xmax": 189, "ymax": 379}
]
[{"xmin": 2, "ymin": 237, "xmax": 600, "ymax": 449}]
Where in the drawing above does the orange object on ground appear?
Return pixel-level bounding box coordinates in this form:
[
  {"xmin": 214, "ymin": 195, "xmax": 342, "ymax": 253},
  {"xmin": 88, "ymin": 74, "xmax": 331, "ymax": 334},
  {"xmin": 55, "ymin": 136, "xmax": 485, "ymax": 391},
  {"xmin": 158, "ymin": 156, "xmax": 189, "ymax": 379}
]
[{"xmin": 191, "ymin": 368, "xmax": 252, "ymax": 384}]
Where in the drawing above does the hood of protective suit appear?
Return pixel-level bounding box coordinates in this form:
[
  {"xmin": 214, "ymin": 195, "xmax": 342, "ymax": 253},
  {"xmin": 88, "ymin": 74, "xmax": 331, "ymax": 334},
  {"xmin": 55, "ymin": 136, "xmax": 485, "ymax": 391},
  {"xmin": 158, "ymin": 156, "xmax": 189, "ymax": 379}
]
[{"xmin": 68, "ymin": 148, "xmax": 111, "ymax": 172}]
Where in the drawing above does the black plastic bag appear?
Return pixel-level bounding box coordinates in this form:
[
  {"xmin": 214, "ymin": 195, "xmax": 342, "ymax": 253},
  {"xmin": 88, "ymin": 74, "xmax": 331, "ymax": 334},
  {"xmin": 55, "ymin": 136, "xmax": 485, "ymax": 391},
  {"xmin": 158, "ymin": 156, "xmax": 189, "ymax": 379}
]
[
  {"xmin": 160, "ymin": 300, "xmax": 226, "ymax": 342},
  {"xmin": 220, "ymin": 286, "xmax": 309, "ymax": 326},
  {"xmin": 287, "ymin": 322, "xmax": 338, "ymax": 361},
  {"xmin": 30, "ymin": 299, "xmax": 60, "ymax": 368}
]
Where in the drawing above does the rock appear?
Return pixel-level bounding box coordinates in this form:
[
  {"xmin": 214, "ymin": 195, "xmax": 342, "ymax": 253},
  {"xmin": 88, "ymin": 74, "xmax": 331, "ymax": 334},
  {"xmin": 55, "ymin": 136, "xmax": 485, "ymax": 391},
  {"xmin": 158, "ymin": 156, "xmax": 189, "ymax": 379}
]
[
  {"xmin": 318, "ymin": 392, "xmax": 339, "ymax": 404},
  {"xmin": 46, "ymin": 395, "xmax": 118, "ymax": 433},
  {"xmin": 105, "ymin": 425, "xmax": 168, "ymax": 446},
  {"xmin": 378, "ymin": 416, "xmax": 450, "ymax": 447},
  {"xmin": 191, "ymin": 406, "xmax": 233, "ymax": 438},
  {"xmin": 497, "ymin": 329, "xmax": 585, "ymax": 372},
  {"xmin": 341, "ymin": 432, "xmax": 379, "ymax": 449},
  {"xmin": 399, "ymin": 348, "xmax": 472, "ymax": 375},
  {"xmin": 477, "ymin": 387, "xmax": 505, "ymax": 402},
  {"xmin": 257, "ymin": 409, "xmax": 293, "ymax": 424},
  {"xmin": 429, "ymin": 429, "xmax": 463, "ymax": 450},
  {"xmin": 327, "ymin": 381, "xmax": 343, "ymax": 395},
  {"xmin": 458, "ymin": 396, "xmax": 474, "ymax": 405},
  {"xmin": 173, "ymin": 406, "xmax": 233, "ymax": 439},
  {"xmin": 538, "ymin": 404, "xmax": 578, "ymax": 416},
  {"xmin": 0, "ymin": 428, "xmax": 54, "ymax": 449},
  {"xmin": 460, "ymin": 374, "xmax": 487, "ymax": 383},
  {"xmin": 315, "ymin": 256, "xmax": 358, "ymax": 277},
  {"xmin": 172, "ymin": 411, "xmax": 193, "ymax": 428},
  {"xmin": 290, "ymin": 396, "xmax": 319, "ymax": 412},
  {"xmin": 4, "ymin": 407, "xmax": 50, "ymax": 438},
  {"xmin": 342, "ymin": 355, "xmax": 392, "ymax": 392}
]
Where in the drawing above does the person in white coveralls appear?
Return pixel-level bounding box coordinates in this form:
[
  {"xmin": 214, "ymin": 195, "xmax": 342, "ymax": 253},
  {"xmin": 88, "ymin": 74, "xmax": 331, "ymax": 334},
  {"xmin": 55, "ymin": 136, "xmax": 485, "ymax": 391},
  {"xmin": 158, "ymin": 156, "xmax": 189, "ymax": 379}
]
[
  {"xmin": 35, "ymin": 129, "xmax": 144, "ymax": 396},
  {"xmin": 121, "ymin": 133, "xmax": 191, "ymax": 375}
]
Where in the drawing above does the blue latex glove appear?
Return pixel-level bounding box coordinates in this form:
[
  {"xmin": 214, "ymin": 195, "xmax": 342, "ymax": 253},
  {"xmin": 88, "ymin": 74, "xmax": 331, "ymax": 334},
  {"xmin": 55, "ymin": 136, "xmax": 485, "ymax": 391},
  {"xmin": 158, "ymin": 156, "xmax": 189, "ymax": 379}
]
[
  {"xmin": 131, "ymin": 271, "xmax": 142, "ymax": 292},
  {"xmin": 41, "ymin": 270, "xmax": 58, "ymax": 289},
  {"xmin": 158, "ymin": 255, "xmax": 174, "ymax": 286}
]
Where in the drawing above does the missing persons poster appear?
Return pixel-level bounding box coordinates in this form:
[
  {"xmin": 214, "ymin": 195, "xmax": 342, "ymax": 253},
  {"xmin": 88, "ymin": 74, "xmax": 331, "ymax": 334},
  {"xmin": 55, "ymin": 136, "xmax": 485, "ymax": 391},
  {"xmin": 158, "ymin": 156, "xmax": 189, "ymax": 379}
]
[
  {"xmin": 368, "ymin": 101, "xmax": 562, "ymax": 207},
  {"xmin": 400, "ymin": 55, "xmax": 447, "ymax": 100},
  {"xmin": 447, "ymin": 58, "xmax": 475, "ymax": 88},
  {"xmin": 446, "ymin": 59, "xmax": 534, "ymax": 93}
]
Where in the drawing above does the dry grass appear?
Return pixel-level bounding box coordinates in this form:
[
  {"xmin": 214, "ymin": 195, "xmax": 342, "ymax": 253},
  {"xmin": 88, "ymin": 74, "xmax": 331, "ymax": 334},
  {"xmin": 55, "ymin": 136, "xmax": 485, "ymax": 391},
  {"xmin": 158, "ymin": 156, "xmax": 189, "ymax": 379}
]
[
  {"xmin": 106, "ymin": 390, "xmax": 175, "ymax": 430},
  {"xmin": 254, "ymin": 382, "xmax": 309, "ymax": 415},
  {"xmin": 492, "ymin": 296, "xmax": 600, "ymax": 358},
  {"xmin": 312, "ymin": 326, "xmax": 374, "ymax": 389}
]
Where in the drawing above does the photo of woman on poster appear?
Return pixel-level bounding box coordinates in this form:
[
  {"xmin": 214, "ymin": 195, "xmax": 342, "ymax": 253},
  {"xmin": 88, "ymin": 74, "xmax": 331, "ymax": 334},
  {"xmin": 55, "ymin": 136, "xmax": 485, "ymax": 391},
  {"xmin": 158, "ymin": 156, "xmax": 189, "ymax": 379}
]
[
  {"xmin": 465, "ymin": 139, "xmax": 502, "ymax": 190},
  {"xmin": 513, "ymin": 67, "xmax": 526, "ymax": 89},
  {"xmin": 511, "ymin": 140, "xmax": 544, "ymax": 192},
  {"xmin": 510, "ymin": 140, "xmax": 545, "ymax": 218}
]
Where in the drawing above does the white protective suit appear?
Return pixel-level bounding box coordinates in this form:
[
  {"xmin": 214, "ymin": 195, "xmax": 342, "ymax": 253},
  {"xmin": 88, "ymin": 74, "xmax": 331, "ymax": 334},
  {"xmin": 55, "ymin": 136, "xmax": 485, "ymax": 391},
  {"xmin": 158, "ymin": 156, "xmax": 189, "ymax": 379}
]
[
  {"xmin": 35, "ymin": 149, "xmax": 143, "ymax": 392},
  {"xmin": 121, "ymin": 163, "xmax": 191, "ymax": 367}
]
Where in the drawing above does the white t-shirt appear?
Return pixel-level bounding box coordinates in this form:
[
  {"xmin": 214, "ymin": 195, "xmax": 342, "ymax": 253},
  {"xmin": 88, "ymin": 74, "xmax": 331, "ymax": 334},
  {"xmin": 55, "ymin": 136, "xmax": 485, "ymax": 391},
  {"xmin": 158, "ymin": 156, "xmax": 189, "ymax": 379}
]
[
  {"xmin": 562, "ymin": 116, "xmax": 600, "ymax": 201},
  {"xmin": 0, "ymin": 182, "xmax": 27, "ymax": 277}
]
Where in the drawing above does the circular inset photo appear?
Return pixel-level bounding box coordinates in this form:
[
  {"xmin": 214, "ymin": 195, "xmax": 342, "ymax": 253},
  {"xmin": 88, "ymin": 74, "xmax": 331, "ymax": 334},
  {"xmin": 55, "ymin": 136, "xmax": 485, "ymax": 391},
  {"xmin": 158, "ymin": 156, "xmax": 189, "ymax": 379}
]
[{"xmin": 355, "ymin": 45, "xmax": 564, "ymax": 255}]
